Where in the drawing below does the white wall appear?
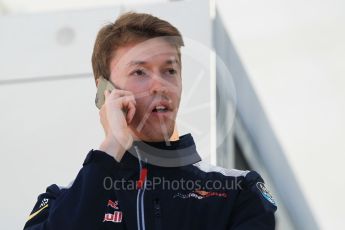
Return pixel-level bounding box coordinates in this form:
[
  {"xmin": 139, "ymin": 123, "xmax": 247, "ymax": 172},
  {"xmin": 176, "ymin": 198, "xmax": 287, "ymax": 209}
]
[{"xmin": 217, "ymin": 0, "xmax": 345, "ymax": 229}]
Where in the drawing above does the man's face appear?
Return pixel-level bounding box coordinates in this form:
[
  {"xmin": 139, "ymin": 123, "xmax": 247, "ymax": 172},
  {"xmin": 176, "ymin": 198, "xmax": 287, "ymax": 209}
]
[{"xmin": 109, "ymin": 37, "xmax": 182, "ymax": 142}]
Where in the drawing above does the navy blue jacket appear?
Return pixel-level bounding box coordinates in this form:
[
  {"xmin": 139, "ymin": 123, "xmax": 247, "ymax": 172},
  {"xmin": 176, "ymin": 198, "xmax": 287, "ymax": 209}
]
[{"xmin": 24, "ymin": 134, "xmax": 277, "ymax": 230}]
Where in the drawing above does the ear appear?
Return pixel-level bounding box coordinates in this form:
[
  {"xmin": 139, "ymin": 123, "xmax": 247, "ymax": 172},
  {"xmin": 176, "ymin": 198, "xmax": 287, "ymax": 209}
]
[
  {"xmin": 169, "ymin": 124, "xmax": 180, "ymax": 141},
  {"xmin": 96, "ymin": 78, "xmax": 99, "ymax": 88}
]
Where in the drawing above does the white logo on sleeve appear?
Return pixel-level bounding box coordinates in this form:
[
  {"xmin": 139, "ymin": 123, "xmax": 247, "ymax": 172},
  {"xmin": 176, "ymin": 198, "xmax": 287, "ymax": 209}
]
[
  {"xmin": 39, "ymin": 198, "xmax": 49, "ymax": 208},
  {"xmin": 256, "ymin": 182, "xmax": 276, "ymax": 206}
]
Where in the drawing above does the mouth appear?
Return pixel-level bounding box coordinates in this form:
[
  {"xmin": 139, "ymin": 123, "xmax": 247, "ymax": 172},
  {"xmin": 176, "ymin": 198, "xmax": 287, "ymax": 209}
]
[
  {"xmin": 152, "ymin": 106, "xmax": 168, "ymax": 113},
  {"xmin": 150, "ymin": 101, "xmax": 172, "ymax": 115}
]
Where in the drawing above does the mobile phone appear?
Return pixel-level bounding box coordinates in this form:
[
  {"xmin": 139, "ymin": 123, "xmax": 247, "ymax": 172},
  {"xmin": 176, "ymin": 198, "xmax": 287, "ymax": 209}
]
[{"xmin": 95, "ymin": 76, "xmax": 117, "ymax": 109}]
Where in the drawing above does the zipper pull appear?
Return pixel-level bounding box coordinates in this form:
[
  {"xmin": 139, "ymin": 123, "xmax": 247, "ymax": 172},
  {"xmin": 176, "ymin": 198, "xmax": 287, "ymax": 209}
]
[
  {"xmin": 154, "ymin": 199, "xmax": 161, "ymax": 217},
  {"xmin": 154, "ymin": 198, "xmax": 162, "ymax": 230},
  {"xmin": 137, "ymin": 167, "xmax": 147, "ymax": 189},
  {"xmin": 134, "ymin": 145, "xmax": 148, "ymax": 190}
]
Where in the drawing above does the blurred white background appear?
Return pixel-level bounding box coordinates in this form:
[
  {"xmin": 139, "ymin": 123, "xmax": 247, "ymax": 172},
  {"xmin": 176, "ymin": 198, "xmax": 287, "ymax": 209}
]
[{"xmin": 216, "ymin": 1, "xmax": 345, "ymax": 229}]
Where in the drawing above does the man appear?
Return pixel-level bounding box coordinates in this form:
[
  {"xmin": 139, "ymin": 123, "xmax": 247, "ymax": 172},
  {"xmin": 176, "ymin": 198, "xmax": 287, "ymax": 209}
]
[{"xmin": 24, "ymin": 12, "xmax": 277, "ymax": 230}]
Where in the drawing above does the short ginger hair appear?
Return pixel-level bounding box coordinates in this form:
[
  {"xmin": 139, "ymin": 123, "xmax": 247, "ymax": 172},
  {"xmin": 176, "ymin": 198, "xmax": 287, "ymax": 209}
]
[{"xmin": 91, "ymin": 12, "xmax": 184, "ymax": 84}]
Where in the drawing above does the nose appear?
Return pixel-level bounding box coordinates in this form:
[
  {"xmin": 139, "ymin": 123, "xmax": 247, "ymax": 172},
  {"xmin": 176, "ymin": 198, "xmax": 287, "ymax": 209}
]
[{"xmin": 150, "ymin": 74, "xmax": 168, "ymax": 95}]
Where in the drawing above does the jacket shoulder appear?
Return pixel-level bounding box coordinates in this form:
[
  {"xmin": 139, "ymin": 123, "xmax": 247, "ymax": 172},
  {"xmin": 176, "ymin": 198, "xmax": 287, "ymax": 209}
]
[
  {"xmin": 192, "ymin": 162, "xmax": 277, "ymax": 208},
  {"xmin": 192, "ymin": 161, "xmax": 250, "ymax": 178},
  {"xmin": 25, "ymin": 183, "xmax": 72, "ymax": 226}
]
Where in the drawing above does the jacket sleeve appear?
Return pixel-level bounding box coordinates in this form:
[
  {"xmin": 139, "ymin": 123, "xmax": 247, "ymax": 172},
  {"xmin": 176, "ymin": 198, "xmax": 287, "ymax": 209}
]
[
  {"xmin": 23, "ymin": 149, "xmax": 120, "ymax": 230},
  {"xmin": 228, "ymin": 171, "xmax": 277, "ymax": 230}
]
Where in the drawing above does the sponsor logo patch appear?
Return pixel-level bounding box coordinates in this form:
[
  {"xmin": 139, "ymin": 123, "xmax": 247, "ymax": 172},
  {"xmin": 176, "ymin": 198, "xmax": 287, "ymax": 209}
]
[
  {"xmin": 39, "ymin": 198, "xmax": 49, "ymax": 208},
  {"xmin": 256, "ymin": 182, "xmax": 276, "ymax": 206},
  {"xmin": 107, "ymin": 200, "xmax": 119, "ymax": 210},
  {"xmin": 103, "ymin": 200, "xmax": 122, "ymax": 223},
  {"xmin": 173, "ymin": 190, "xmax": 227, "ymax": 200},
  {"xmin": 103, "ymin": 211, "xmax": 123, "ymax": 223}
]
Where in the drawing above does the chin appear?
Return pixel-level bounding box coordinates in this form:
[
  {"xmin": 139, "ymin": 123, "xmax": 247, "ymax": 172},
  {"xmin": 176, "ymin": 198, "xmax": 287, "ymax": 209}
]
[
  {"xmin": 132, "ymin": 127, "xmax": 174, "ymax": 142},
  {"xmin": 129, "ymin": 117, "xmax": 176, "ymax": 142},
  {"xmin": 145, "ymin": 131, "xmax": 174, "ymax": 142}
]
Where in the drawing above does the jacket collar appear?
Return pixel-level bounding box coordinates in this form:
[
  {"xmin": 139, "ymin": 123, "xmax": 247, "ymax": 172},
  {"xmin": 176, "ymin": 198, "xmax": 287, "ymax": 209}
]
[{"xmin": 120, "ymin": 133, "xmax": 201, "ymax": 168}]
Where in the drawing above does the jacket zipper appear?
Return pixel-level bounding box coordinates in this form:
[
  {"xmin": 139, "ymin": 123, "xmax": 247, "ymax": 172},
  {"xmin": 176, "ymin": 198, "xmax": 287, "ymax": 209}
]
[
  {"xmin": 134, "ymin": 145, "xmax": 147, "ymax": 230},
  {"xmin": 154, "ymin": 198, "xmax": 162, "ymax": 230}
]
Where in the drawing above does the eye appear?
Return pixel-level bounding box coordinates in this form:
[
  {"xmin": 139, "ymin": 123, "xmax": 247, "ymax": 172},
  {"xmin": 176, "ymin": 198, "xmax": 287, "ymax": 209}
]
[
  {"xmin": 131, "ymin": 68, "xmax": 147, "ymax": 77},
  {"xmin": 166, "ymin": 68, "xmax": 177, "ymax": 76}
]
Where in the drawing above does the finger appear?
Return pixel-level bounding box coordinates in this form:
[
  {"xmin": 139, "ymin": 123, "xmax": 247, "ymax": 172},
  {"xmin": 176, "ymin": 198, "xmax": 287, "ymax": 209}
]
[
  {"xmin": 115, "ymin": 94, "xmax": 136, "ymax": 106},
  {"xmin": 116, "ymin": 96, "xmax": 136, "ymax": 124},
  {"xmin": 117, "ymin": 95, "xmax": 136, "ymax": 108},
  {"xmin": 107, "ymin": 91, "xmax": 137, "ymax": 108},
  {"xmin": 126, "ymin": 101, "xmax": 136, "ymax": 124},
  {"xmin": 110, "ymin": 89, "xmax": 135, "ymax": 99}
]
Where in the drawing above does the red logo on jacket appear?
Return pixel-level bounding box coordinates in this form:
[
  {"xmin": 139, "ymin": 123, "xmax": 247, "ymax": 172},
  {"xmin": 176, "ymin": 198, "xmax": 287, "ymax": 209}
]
[
  {"xmin": 107, "ymin": 199, "xmax": 119, "ymax": 209},
  {"xmin": 103, "ymin": 211, "xmax": 123, "ymax": 223},
  {"xmin": 103, "ymin": 200, "xmax": 122, "ymax": 223}
]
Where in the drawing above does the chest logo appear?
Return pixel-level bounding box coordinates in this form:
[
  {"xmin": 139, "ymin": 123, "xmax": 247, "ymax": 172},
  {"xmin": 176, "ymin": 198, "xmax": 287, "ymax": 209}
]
[
  {"xmin": 107, "ymin": 199, "xmax": 119, "ymax": 209},
  {"xmin": 103, "ymin": 200, "xmax": 123, "ymax": 223},
  {"xmin": 103, "ymin": 211, "xmax": 123, "ymax": 223}
]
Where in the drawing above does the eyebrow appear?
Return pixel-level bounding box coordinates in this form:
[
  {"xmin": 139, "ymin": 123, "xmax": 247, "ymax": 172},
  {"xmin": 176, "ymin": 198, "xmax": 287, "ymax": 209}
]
[{"xmin": 127, "ymin": 58, "xmax": 180, "ymax": 67}]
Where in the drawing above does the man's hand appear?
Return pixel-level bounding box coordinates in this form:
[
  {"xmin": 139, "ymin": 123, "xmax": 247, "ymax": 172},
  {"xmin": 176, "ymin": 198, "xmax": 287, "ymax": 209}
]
[{"xmin": 98, "ymin": 89, "xmax": 136, "ymax": 162}]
